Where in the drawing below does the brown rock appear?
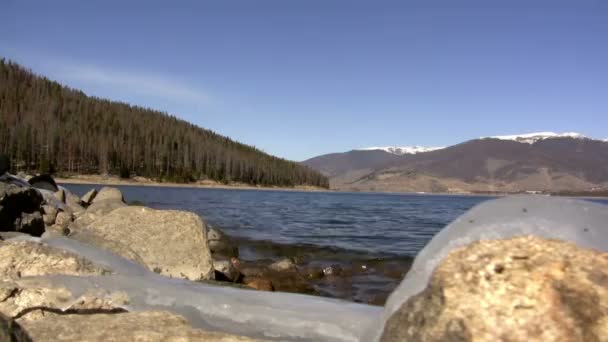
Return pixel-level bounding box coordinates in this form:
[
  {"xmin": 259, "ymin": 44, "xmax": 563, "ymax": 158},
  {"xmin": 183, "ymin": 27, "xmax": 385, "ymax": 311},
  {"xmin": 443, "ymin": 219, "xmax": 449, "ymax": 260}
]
[{"xmin": 380, "ymin": 236, "xmax": 608, "ymax": 342}]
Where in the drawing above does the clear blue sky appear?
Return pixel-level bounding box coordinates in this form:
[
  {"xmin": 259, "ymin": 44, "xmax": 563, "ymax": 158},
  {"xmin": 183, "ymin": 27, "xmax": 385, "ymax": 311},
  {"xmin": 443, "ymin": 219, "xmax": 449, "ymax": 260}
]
[{"xmin": 1, "ymin": 0, "xmax": 607, "ymax": 161}]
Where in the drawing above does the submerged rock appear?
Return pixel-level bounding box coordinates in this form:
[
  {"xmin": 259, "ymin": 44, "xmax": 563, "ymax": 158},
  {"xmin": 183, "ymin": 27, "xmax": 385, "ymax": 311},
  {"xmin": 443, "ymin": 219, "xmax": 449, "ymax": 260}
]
[
  {"xmin": 245, "ymin": 279, "xmax": 274, "ymax": 292},
  {"xmin": 380, "ymin": 235, "xmax": 608, "ymax": 341},
  {"xmin": 78, "ymin": 206, "xmax": 214, "ymax": 281},
  {"xmin": 208, "ymin": 225, "xmax": 239, "ymax": 258},
  {"xmin": 269, "ymin": 258, "xmax": 296, "ymax": 272}
]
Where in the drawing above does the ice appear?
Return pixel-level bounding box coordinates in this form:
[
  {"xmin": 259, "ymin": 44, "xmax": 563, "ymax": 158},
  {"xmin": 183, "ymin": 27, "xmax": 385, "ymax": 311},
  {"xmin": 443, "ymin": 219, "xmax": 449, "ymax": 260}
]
[{"xmin": 32, "ymin": 235, "xmax": 380, "ymax": 342}]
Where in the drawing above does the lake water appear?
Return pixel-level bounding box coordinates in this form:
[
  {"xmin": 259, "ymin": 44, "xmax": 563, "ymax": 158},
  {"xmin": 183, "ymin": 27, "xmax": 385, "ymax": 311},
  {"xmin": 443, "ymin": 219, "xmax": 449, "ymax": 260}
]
[
  {"xmin": 61, "ymin": 184, "xmax": 608, "ymax": 304},
  {"xmin": 59, "ymin": 186, "xmax": 449, "ymax": 254},
  {"xmin": 63, "ymin": 185, "xmax": 608, "ymax": 257}
]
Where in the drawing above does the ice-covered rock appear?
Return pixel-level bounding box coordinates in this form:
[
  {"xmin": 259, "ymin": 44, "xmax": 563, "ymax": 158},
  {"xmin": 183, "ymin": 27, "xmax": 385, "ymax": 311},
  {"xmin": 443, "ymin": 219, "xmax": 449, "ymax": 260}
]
[
  {"xmin": 19, "ymin": 310, "xmax": 261, "ymax": 342},
  {"xmin": 380, "ymin": 235, "xmax": 608, "ymax": 341},
  {"xmin": 367, "ymin": 195, "xmax": 608, "ymax": 341}
]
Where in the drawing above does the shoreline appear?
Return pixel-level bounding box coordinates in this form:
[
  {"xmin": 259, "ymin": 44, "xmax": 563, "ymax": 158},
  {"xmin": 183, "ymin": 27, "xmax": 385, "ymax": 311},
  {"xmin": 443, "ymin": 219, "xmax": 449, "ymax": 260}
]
[
  {"xmin": 54, "ymin": 175, "xmax": 331, "ymax": 193},
  {"xmin": 54, "ymin": 175, "xmax": 608, "ymax": 198}
]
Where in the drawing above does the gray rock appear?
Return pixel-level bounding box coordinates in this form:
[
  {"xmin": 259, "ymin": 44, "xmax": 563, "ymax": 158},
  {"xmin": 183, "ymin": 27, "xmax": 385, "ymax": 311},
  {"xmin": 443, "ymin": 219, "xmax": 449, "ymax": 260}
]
[
  {"xmin": 42, "ymin": 205, "xmax": 58, "ymax": 226},
  {"xmin": 79, "ymin": 206, "xmax": 214, "ymax": 281},
  {"xmin": 91, "ymin": 187, "xmax": 124, "ymax": 204},
  {"xmin": 54, "ymin": 211, "xmax": 72, "ymax": 229},
  {"xmin": 80, "ymin": 188, "xmax": 97, "ymax": 205},
  {"xmin": 60, "ymin": 187, "xmax": 85, "ymax": 214},
  {"xmin": 54, "ymin": 189, "xmax": 65, "ymax": 203}
]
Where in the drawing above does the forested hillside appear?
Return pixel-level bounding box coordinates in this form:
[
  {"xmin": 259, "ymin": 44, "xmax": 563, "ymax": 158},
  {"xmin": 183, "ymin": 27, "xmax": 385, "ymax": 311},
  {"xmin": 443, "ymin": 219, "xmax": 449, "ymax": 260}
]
[{"xmin": 0, "ymin": 59, "xmax": 328, "ymax": 188}]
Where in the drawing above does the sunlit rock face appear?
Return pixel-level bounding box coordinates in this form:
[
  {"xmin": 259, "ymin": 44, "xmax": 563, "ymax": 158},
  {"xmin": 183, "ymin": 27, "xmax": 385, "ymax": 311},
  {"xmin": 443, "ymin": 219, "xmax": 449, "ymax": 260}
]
[
  {"xmin": 380, "ymin": 236, "xmax": 608, "ymax": 341},
  {"xmin": 72, "ymin": 206, "xmax": 215, "ymax": 281}
]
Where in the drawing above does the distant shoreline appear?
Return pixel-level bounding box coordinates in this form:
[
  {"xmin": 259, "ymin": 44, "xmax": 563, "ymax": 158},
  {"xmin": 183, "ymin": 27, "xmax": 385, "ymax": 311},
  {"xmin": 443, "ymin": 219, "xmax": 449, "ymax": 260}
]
[
  {"xmin": 53, "ymin": 175, "xmax": 608, "ymax": 199},
  {"xmin": 54, "ymin": 175, "xmax": 330, "ymax": 192}
]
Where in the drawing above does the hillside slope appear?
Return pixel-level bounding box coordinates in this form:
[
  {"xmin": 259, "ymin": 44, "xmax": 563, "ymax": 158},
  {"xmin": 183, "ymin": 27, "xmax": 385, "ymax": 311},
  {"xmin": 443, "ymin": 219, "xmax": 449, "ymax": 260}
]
[
  {"xmin": 304, "ymin": 136, "xmax": 608, "ymax": 193},
  {"xmin": 0, "ymin": 59, "xmax": 328, "ymax": 188}
]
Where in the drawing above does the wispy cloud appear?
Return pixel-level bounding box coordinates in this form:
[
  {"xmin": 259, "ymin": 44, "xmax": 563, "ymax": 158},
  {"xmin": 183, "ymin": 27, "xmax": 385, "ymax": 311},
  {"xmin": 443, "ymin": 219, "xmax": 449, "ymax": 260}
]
[{"xmin": 58, "ymin": 63, "xmax": 210, "ymax": 105}]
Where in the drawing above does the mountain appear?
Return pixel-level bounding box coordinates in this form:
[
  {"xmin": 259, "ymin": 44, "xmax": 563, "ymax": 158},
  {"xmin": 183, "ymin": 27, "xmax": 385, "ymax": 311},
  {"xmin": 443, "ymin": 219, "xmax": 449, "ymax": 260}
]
[
  {"xmin": 0, "ymin": 59, "xmax": 328, "ymax": 188},
  {"xmin": 303, "ymin": 132, "xmax": 608, "ymax": 193},
  {"xmin": 355, "ymin": 146, "xmax": 445, "ymax": 155}
]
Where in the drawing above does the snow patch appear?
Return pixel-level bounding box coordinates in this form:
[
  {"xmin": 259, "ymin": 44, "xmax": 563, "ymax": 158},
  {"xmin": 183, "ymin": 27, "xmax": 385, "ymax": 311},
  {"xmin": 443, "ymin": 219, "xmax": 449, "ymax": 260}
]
[
  {"xmin": 356, "ymin": 146, "xmax": 444, "ymax": 155},
  {"xmin": 482, "ymin": 132, "xmax": 586, "ymax": 144}
]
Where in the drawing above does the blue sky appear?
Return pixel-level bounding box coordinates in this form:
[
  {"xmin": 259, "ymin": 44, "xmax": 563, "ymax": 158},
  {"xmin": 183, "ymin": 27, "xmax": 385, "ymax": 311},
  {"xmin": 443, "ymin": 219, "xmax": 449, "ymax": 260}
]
[{"xmin": 1, "ymin": 0, "xmax": 607, "ymax": 161}]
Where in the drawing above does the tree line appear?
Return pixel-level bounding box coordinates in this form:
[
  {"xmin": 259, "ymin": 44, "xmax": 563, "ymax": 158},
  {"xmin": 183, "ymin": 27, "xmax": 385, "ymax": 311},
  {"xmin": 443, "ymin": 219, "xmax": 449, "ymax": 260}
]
[{"xmin": 0, "ymin": 58, "xmax": 329, "ymax": 188}]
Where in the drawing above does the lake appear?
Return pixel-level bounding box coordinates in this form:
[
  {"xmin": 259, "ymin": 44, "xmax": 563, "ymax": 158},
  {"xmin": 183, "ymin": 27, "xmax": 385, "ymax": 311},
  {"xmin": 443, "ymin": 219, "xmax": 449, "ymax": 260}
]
[
  {"xmin": 61, "ymin": 184, "xmax": 608, "ymax": 304},
  {"xmin": 63, "ymin": 185, "xmax": 495, "ymax": 257},
  {"xmin": 62, "ymin": 185, "xmax": 608, "ymax": 257}
]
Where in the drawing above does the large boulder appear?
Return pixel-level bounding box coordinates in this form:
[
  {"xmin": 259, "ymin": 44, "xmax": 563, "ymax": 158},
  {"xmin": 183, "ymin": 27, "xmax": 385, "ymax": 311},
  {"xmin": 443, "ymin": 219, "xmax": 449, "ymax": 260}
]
[
  {"xmin": 18, "ymin": 310, "xmax": 260, "ymax": 342},
  {"xmin": 0, "ymin": 184, "xmax": 44, "ymax": 236},
  {"xmin": 380, "ymin": 236, "xmax": 608, "ymax": 341},
  {"xmin": 78, "ymin": 206, "xmax": 214, "ymax": 280}
]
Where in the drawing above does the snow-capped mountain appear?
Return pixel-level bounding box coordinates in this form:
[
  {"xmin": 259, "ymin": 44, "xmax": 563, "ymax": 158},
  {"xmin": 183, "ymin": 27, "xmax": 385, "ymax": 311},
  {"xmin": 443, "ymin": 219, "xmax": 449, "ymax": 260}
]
[
  {"xmin": 482, "ymin": 132, "xmax": 587, "ymax": 144},
  {"xmin": 356, "ymin": 146, "xmax": 445, "ymax": 155}
]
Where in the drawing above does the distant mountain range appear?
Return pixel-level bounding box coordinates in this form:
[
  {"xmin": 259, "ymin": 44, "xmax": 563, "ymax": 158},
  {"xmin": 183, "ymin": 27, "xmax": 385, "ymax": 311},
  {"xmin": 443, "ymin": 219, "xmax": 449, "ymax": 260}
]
[{"xmin": 303, "ymin": 132, "xmax": 608, "ymax": 193}]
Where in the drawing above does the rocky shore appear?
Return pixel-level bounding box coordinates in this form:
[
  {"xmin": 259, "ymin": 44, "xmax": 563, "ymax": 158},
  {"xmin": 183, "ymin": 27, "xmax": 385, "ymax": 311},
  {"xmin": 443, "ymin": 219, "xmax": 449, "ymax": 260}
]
[{"xmin": 1, "ymin": 162, "xmax": 607, "ymax": 341}]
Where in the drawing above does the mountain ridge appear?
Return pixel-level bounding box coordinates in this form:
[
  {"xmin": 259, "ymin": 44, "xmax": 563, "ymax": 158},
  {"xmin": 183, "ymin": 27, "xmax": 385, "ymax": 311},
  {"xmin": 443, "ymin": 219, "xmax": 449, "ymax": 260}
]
[{"xmin": 303, "ymin": 133, "xmax": 608, "ymax": 193}]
